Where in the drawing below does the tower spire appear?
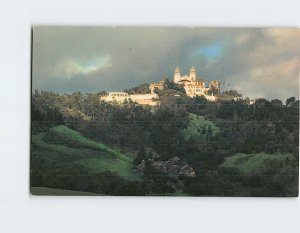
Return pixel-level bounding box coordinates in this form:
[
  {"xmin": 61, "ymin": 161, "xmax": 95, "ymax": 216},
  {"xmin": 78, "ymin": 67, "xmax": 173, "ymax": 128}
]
[
  {"xmin": 189, "ymin": 66, "xmax": 196, "ymax": 81},
  {"xmin": 174, "ymin": 67, "xmax": 181, "ymax": 83}
]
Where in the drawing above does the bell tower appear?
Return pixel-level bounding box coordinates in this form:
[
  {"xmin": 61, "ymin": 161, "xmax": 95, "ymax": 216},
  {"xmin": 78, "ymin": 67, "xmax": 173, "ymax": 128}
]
[
  {"xmin": 189, "ymin": 66, "xmax": 196, "ymax": 81},
  {"xmin": 174, "ymin": 67, "xmax": 181, "ymax": 83}
]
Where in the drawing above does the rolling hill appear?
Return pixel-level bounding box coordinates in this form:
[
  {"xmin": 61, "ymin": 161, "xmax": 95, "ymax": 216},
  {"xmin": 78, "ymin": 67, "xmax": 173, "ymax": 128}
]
[{"xmin": 31, "ymin": 124, "xmax": 141, "ymax": 195}]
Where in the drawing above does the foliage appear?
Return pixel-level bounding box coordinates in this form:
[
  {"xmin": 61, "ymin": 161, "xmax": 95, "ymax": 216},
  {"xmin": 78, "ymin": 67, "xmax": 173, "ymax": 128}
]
[
  {"xmin": 182, "ymin": 113, "xmax": 220, "ymax": 140},
  {"xmin": 31, "ymin": 87, "xmax": 299, "ymax": 196},
  {"xmin": 124, "ymin": 83, "xmax": 151, "ymax": 94},
  {"xmin": 223, "ymin": 89, "xmax": 242, "ymax": 97},
  {"xmin": 221, "ymin": 152, "xmax": 295, "ymax": 174},
  {"xmin": 44, "ymin": 125, "xmax": 131, "ymax": 162},
  {"xmin": 31, "ymin": 129, "xmax": 144, "ymax": 195}
]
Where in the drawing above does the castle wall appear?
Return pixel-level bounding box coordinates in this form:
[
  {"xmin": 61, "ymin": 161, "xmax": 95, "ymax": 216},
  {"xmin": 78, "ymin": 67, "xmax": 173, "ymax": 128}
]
[
  {"xmin": 101, "ymin": 92, "xmax": 159, "ymax": 106},
  {"xmin": 101, "ymin": 92, "xmax": 129, "ymax": 103}
]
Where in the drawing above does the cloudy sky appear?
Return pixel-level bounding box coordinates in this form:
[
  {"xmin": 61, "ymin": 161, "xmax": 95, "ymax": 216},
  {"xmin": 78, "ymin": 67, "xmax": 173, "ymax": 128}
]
[{"xmin": 32, "ymin": 27, "xmax": 299, "ymax": 100}]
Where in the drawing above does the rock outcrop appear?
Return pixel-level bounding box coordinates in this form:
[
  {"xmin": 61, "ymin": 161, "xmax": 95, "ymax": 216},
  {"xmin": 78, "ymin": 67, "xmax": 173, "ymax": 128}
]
[{"xmin": 138, "ymin": 157, "xmax": 195, "ymax": 178}]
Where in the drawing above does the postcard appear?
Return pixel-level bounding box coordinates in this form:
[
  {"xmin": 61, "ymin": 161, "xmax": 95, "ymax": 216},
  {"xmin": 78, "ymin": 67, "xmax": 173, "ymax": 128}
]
[{"xmin": 31, "ymin": 27, "xmax": 299, "ymax": 196}]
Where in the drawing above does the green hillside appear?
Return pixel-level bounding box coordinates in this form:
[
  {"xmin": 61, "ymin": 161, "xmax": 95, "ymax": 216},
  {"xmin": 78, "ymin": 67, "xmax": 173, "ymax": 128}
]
[
  {"xmin": 31, "ymin": 125, "xmax": 140, "ymax": 182},
  {"xmin": 46, "ymin": 125, "xmax": 131, "ymax": 162},
  {"xmin": 221, "ymin": 152, "xmax": 295, "ymax": 174},
  {"xmin": 182, "ymin": 113, "xmax": 219, "ymax": 140}
]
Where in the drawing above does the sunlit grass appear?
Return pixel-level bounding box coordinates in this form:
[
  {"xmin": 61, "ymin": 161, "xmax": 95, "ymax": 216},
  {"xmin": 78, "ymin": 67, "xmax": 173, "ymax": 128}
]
[
  {"xmin": 49, "ymin": 125, "xmax": 131, "ymax": 162},
  {"xmin": 32, "ymin": 126, "xmax": 141, "ymax": 181},
  {"xmin": 182, "ymin": 113, "xmax": 220, "ymax": 140},
  {"xmin": 221, "ymin": 152, "xmax": 295, "ymax": 174}
]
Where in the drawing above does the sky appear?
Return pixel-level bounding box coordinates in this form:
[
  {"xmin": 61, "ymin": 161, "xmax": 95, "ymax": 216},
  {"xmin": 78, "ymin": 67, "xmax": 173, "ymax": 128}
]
[{"xmin": 32, "ymin": 27, "xmax": 300, "ymax": 100}]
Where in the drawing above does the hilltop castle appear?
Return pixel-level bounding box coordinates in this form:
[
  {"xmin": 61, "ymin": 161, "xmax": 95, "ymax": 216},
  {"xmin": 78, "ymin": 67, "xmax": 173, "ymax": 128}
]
[
  {"xmin": 174, "ymin": 67, "xmax": 220, "ymax": 100},
  {"xmin": 100, "ymin": 67, "xmax": 221, "ymax": 105}
]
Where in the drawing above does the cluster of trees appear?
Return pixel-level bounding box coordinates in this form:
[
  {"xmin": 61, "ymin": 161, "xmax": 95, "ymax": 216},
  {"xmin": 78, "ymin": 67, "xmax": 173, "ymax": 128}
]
[{"xmin": 31, "ymin": 80, "xmax": 299, "ymax": 196}]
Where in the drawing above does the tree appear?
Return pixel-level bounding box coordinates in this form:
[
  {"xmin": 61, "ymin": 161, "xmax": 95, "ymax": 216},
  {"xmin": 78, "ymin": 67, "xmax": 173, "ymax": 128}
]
[
  {"xmin": 223, "ymin": 90, "xmax": 242, "ymax": 97},
  {"xmin": 271, "ymin": 99, "xmax": 283, "ymax": 107},
  {"xmin": 254, "ymin": 98, "xmax": 269, "ymax": 107},
  {"xmin": 286, "ymin": 97, "xmax": 296, "ymax": 107},
  {"xmin": 124, "ymin": 83, "xmax": 150, "ymax": 94}
]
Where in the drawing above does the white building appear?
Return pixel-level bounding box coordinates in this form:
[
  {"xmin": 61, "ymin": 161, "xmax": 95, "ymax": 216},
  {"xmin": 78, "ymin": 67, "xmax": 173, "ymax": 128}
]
[
  {"xmin": 100, "ymin": 92, "xmax": 159, "ymax": 106},
  {"xmin": 174, "ymin": 67, "xmax": 219, "ymax": 100},
  {"xmin": 174, "ymin": 66, "xmax": 196, "ymax": 84}
]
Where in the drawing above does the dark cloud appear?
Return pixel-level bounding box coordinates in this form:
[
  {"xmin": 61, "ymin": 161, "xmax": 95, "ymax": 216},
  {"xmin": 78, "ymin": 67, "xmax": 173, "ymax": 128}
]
[{"xmin": 32, "ymin": 27, "xmax": 300, "ymax": 100}]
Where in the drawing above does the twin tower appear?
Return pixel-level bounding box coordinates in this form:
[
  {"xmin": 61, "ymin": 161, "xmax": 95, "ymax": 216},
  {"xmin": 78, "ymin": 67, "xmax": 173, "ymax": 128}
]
[
  {"xmin": 173, "ymin": 67, "xmax": 197, "ymax": 84},
  {"xmin": 173, "ymin": 67, "xmax": 220, "ymax": 100}
]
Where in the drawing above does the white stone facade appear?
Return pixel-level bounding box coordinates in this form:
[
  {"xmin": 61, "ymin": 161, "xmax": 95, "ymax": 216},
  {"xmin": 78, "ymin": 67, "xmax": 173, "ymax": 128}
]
[
  {"xmin": 174, "ymin": 67, "xmax": 219, "ymax": 100},
  {"xmin": 101, "ymin": 92, "xmax": 159, "ymax": 106},
  {"xmin": 174, "ymin": 67, "xmax": 197, "ymax": 84}
]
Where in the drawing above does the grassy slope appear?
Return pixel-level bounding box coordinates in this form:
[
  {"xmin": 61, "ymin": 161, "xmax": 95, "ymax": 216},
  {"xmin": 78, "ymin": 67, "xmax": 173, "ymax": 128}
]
[
  {"xmin": 49, "ymin": 125, "xmax": 131, "ymax": 162},
  {"xmin": 182, "ymin": 113, "xmax": 220, "ymax": 140},
  {"xmin": 221, "ymin": 152, "xmax": 295, "ymax": 174},
  {"xmin": 31, "ymin": 126, "xmax": 140, "ymax": 181}
]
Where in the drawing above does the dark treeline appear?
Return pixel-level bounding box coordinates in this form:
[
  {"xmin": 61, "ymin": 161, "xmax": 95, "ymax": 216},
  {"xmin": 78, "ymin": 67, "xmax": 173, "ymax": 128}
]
[{"xmin": 31, "ymin": 82, "xmax": 299, "ymax": 196}]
